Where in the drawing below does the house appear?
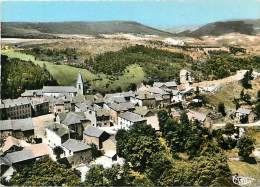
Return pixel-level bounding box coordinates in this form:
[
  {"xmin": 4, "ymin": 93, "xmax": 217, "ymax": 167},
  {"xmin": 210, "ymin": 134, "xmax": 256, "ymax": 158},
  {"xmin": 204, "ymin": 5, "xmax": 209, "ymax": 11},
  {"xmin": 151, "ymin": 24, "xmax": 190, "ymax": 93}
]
[
  {"xmin": 1, "ymin": 97, "xmax": 32, "ymax": 119},
  {"xmin": 83, "ymin": 126, "xmax": 110, "ymax": 149},
  {"xmin": 57, "ymin": 112, "xmax": 89, "ymax": 139},
  {"xmin": 118, "ymin": 111, "xmax": 146, "ymax": 130},
  {"xmin": 133, "ymin": 106, "xmax": 159, "ymax": 130},
  {"xmin": 130, "ymin": 91, "xmax": 156, "ymax": 108},
  {"xmin": 31, "ymin": 99, "xmax": 49, "ymax": 116},
  {"xmin": 21, "ymin": 89, "xmax": 43, "ymax": 98},
  {"xmin": 104, "ymin": 102, "xmax": 135, "ymax": 124},
  {"xmin": 76, "ymin": 103, "xmax": 110, "ymax": 127},
  {"xmin": 104, "ymin": 150, "xmax": 117, "ymax": 161},
  {"xmin": 153, "ymin": 81, "xmax": 178, "ymax": 90},
  {"xmin": 147, "ymin": 87, "xmax": 171, "ymax": 107},
  {"xmin": 45, "ymin": 123, "xmax": 69, "ymax": 148},
  {"xmin": 61, "ymin": 139, "xmax": 92, "ymax": 166},
  {"xmin": 48, "ymin": 96, "xmax": 75, "ymax": 114},
  {"xmin": 104, "ymin": 91, "xmax": 135, "ymax": 104},
  {"xmin": 235, "ymin": 108, "xmax": 255, "ymax": 124},
  {"xmin": 187, "ymin": 110, "xmax": 207, "ymax": 124},
  {"xmin": 2, "ymin": 143, "xmax": 50, "ymax": 167},
  {"xmin": 1, "ymin": 136, "xmax": 30, "ymax": 154},
  {"xmin": 0, "ymin": 118, "xmax": 35, "ymax": 140},
  {"xmin": 103, "ymin": 136, "xmax": 117, "ymax": 154},
  {"xmin": 42, "ymin": 86, "xmax": 78, "ymax": 97}
]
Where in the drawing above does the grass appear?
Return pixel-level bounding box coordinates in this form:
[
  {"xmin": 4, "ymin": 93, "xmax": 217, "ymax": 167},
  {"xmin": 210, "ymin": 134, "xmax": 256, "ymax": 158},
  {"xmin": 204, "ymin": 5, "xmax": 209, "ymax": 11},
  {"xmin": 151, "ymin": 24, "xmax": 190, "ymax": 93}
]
[
  {"xmin": 228, "ymin": 160, "xmax": 260, "ymax": 186},
  {"xmin": 206, "ymin": 78, "xmax": 260, "ymax": 111},
  {"xmin": 2, "ymin": 49, "xmax": 145, "ymax": 92}
]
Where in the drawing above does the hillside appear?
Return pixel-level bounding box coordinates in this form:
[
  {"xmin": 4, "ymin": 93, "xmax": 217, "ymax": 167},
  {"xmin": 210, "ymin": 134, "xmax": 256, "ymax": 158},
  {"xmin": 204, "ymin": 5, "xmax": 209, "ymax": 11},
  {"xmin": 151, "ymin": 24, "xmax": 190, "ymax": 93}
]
[
  {"xmin": 177, "ymin": 19, "xmax": 260, "ymax": 37},
  {"xmin": 1, "ymin": 21, "xmax": 173, "ymax": 38}
]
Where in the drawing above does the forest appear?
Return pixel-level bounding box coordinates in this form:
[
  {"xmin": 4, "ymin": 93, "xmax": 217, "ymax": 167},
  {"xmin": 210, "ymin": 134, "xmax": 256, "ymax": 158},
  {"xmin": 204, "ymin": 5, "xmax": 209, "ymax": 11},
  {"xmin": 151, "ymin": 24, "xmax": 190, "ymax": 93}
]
[{"xmin": 1, "ymin": 55, "xmax": 58, "ymax": 99}]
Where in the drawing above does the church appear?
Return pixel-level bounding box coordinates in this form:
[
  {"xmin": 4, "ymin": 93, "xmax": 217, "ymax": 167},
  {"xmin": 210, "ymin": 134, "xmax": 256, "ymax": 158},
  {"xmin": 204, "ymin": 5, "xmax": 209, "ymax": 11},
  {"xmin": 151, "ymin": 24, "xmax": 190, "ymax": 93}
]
[
  {"xmin": 42, "ymin": 72, "xmax": 86, "ymax": 97},
  {"xmin": 21, "ymin": 72, "xmax": 86, "ymax": 98}
]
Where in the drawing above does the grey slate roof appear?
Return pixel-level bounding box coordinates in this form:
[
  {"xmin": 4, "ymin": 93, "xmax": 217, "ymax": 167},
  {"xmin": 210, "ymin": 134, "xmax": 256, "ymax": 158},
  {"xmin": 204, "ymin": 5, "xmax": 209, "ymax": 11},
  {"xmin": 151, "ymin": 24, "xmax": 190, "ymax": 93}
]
[
  {"xmin": 136, "ymin": 91, "xmax": 155, "ymax": 100},
  {"xmin": 108, "ymin": 102, "xmax": 135, "ymax": 112},
  {"xmin": 104, "ymin": 91, "xmax": 135, "ymax": 103},
  {"xmin": 119, "ymin": 111, "xmax": 146, "ymax": 123},
  {"xmin": 45, "ymin": 123, "xmax": 69, "ymax": 137},
  {"xmin": 21, "ymin": 89, "xmax": 43, "ymax": 97},
  {"xmin": 62, "ymin": 139, "xmax": 90, "ymax": 153},
  {"xmin": 147, "ymin": 87, "xmax": 169, "ymax": 95},
  {"xmin": 43, "ymin": 86, "xmax": 77, "ymax": 93},
  {"xmin": 2, "ymin": 97, "xmax": 31, "ymax": 108},
  {"xmin": 59, "ymin": 112, "xmax": 86, "ymax": 126},
  {"xmin": 84, "ymin": 126, "xmax": 106, "ymax": 137},
  {"xmin": 0, "ymin": 118, "xmax": 34, "ymax": 131},
  {"xmin": 154, "ymin": 81, "xmax": 177, "ymax": 88},
  {"xmin": 4, "ymin": 150, "xmax": 35, "ymax": 164}
]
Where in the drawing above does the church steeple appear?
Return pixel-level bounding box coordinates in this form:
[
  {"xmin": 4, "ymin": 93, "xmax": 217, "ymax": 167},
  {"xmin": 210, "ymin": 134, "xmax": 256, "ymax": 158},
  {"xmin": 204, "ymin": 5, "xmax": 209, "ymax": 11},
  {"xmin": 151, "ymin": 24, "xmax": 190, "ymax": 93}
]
[{"xmin": 76, "ymin": 72, "xmax": 84, "ymax": 95}]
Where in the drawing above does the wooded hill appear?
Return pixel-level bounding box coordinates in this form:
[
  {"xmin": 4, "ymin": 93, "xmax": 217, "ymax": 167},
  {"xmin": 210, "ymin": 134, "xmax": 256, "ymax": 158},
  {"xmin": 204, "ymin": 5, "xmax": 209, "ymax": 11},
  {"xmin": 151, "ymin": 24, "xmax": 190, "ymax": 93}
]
[{"xmin": 1, "ymin": 21, "xmax": 173, "ymax": 38}]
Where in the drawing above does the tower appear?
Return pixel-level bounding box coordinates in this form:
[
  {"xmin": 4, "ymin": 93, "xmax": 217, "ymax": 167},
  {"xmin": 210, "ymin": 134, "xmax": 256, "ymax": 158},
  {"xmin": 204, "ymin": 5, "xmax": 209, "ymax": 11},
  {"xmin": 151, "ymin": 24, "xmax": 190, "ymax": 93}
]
[{"xmin": 76, "ymin": 72, "xmax": 84, "ymax": 95}]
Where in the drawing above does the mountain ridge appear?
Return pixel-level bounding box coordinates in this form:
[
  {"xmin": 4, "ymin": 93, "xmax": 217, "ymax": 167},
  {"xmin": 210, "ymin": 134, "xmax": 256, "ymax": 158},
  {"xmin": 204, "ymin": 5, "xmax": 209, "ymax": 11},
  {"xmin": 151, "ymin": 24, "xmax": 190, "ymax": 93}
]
[{"xmin": 1, "ymin": 21, "xmax": 173, "ymax": 38}]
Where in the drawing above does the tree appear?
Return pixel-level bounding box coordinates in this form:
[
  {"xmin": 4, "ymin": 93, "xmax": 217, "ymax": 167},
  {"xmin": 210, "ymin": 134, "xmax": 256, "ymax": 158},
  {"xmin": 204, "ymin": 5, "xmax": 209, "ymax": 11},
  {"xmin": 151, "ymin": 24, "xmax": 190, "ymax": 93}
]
[
  {"xmin": 10, "ymin": 158, "xmax": 80, "ymax": 186},
  {"xmin": 237, "ymin": 136, "xmax": 255, "ymax": 158},
  {"xmin": 158, "ymin": 110, "xmax": 170, "ymax": 132},
  {"xmin": 127, "ymin": 83, "xmax": 137, "ymax": 91},
  {"xmin": 90, "ymin": 143, "xmax": 101, "ymax": 159},
  {"xmin": 84, "ymin": 164, "xmax": 131, "ymax": 186},
  {"xmin": 146, "ymin": 151, "xmax": 172, "ymax": 185},
  {"xmin": 224, "ymin": 123, "xmax": 236, "ymax": 135},
  {"xmin": 241, "ymin": 70, "xmax": 253, "ymax": 89},
  {"xmin": 53, "ymin": 146, "xmax": 64, "ymax": 159},
  {"xmin": 218, "ymin": 102, "xmax": 226, "ymax": 116},
  {"xmin": 116, "ymin": 124, "xmax": 161, "ymax": 172},
  {"xmin": 180, "ymin": 112, "xmax": 189, "ymax": 125}
]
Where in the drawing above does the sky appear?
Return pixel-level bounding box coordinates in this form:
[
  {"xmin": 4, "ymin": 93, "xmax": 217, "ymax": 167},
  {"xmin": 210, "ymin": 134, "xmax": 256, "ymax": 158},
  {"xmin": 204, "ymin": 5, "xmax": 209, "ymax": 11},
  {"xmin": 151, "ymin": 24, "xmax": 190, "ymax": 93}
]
[{"xmin": 1, "ymin": 0, "xmax": 260, "ymax": 28}]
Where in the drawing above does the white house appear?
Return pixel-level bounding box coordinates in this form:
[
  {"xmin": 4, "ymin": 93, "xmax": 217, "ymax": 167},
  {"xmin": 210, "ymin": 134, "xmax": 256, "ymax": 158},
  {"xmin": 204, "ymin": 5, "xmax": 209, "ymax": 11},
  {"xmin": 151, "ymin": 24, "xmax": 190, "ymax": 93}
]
[
  {"xmin": 45, "ymin": 122, "xmax": 69, "ymax": 148},
  {"xmin": 117, "ymin": 111, "xmax": 146, "ymax": 130}
]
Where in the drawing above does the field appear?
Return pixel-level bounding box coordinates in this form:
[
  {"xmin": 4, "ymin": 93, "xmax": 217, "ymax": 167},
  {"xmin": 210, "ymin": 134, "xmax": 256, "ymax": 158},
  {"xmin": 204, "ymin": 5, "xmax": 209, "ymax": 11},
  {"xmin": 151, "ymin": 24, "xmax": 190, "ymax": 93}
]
[{"xmin": 2, "ymin": 49, "xmax": 145, "ymax": 92}]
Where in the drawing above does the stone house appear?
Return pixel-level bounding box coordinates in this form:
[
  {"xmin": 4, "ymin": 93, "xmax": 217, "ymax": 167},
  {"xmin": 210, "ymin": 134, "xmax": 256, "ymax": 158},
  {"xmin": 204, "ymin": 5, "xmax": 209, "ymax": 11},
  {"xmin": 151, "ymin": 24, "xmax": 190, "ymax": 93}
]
[
  {"xmin": 0, "ymin": 118, "xmax": 35, "ymax": 140},
  {"xmin": 57, "ymin": 112, "xmax": 90, "ymax": 139},
  {"xmin": 83, "ymin": 126, "xmax": 110, "ymax": 149},
  {"xmin": 235, "ymin": 108, "xmax": 255, "ymax": 124},
  {"xmin": 61, "ymin": 139, "xmax": 92, "ymax": 166},
  {"xmin": 104, "ymin": 102, "xmax": 135, "ymax": 124},
  {"xmin": 1, "ymin": 98, "xmax": 32, "ymax": 120}
]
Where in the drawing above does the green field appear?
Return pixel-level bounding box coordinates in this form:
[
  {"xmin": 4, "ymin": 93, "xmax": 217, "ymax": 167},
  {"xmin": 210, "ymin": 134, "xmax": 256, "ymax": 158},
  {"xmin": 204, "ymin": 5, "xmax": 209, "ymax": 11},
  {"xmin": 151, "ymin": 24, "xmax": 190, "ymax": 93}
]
[{"xmin": 2, "ymin": 49, "xmax": 145, "ymax": 92}]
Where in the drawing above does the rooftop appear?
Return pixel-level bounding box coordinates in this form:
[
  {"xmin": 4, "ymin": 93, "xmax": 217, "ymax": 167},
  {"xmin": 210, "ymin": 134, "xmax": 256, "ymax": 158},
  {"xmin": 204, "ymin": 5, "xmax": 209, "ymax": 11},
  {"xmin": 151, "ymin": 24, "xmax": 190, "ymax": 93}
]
[
  {"xmin": 59, "ymin": 112, "xmax": 86, "ymax": 126},
  {"xmin": 42, "ymin": 86, "xmax": 78, "ymax": 93},
  {"xmin": 1, "ymin": 97, "xmax": 31, "ymax": 108},
  {"xmin": 45, "ymin": 123, "xmax": 69, "ymax": 137},
  {"xmin": 0, "ymin": 118, "xmax": 35, "ymax": 131},
  {"xmin": 84, "ymin": 126, "xmax": 107, "ymax": 138},
  {"xmin": 154, "ymin": 81, "xmax": 177, "ymax": 88},
  {"xmin": 62, "ymin": 139, "xmax": 90, "ymax": 153},
  {"xmin": 119, "ymin": 111, "xmax": 146, "ymax": 123},
  {"xmin": 107, "ymin": 102, "xmax": 135, "ymax": 112},
  {"xmin": 21, "ymin": 89, "xmax": 43, "ymax": 97}
]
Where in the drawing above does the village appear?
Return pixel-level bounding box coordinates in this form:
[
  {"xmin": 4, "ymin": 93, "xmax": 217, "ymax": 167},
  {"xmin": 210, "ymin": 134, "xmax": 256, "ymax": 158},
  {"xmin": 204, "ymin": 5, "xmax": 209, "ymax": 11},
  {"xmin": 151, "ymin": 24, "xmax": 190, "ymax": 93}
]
[{"xmin": 1, "ymin": 66, "xmax": 260, "ymax": 183}]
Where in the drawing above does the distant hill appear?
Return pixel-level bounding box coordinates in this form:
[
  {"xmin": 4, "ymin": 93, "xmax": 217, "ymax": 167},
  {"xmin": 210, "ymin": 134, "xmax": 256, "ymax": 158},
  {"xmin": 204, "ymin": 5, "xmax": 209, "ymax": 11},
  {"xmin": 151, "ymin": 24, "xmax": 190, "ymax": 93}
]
[
  {"xmin": 177, "ymin": 19, "xmax": 260, "ymax": 37},
  {"xmin": 1, "ymin": 21, "xmax": 173, "ymax": 38}
]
